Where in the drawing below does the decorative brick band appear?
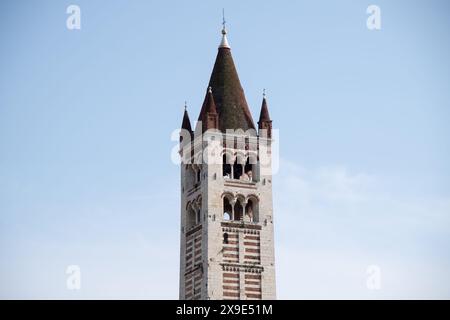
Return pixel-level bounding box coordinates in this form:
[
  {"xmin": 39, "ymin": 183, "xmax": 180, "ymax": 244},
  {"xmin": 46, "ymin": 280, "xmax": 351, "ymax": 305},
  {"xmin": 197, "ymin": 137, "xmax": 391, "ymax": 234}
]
[
  {"xmin": 224, "ymin": 181, "xmax": 257, "ymax": 189},
  {"xmin": 223, "ymin": 272, "xmax": 239, "ymax": 278},
  {"xmin": 245, "ymin": 287, "xmax": 261, "ymax": 292},
  {"xmin": 244, "ymin": 235, "xmax": 260, "ymax": 240},
  {"xmin": 245, "ymin": 274, "xmax": 261, "ymax": 280},
  {"xmin": 223, "ymin": 291, "xmax": 240, "ymax": 298},
  {"xmin": 221, "ymin": 263, "xmax": 264, "ymax": 273},
  {"xmin": 221, "ymin": 222, "xmax": 262, "ymax": 230}
]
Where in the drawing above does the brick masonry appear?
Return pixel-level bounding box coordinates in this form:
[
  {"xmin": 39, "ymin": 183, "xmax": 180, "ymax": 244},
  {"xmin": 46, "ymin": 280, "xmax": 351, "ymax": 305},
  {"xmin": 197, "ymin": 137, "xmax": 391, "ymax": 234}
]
[{"xmin": 179, "ymin": 133, "xmax": 276, "ymax": 300}]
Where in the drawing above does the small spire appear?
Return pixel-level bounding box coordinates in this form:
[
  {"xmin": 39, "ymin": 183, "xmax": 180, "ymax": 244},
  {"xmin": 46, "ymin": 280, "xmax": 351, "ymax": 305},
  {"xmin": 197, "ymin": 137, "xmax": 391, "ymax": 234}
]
[
  {"xmin": 181, "ymin": 102, "xmax": 192, "ymax": 132},
  {"xmin": 258, "ymin": 91, "xmax": 271, "ymax": 123},
  {"xmin": 198, "ymin": 87, "xmax": 218, "ymax": 132},
  {"xmin": 219, "ymin": 9, "xmax": 230, "ymax": 49},
  {"xmin": 205, "ymin": 87, "xmax": 217, "ymax": 114},
  {"xmin": 258, "ymin": 92, "xmax": 272, "ymax": 138}
]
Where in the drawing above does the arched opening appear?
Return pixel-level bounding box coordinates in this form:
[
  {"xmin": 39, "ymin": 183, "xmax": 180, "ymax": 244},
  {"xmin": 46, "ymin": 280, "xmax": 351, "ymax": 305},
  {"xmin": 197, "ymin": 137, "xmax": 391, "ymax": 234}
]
[
  {"xmin": 223, "ymin": 197, "xmax": 232, "ymax": 221},
  {"xmin": 223, "ymin": 233, "xmax": 229, "ymax": 244},
  {"xmin": 222, "ymin": 154, "xmax": 231, "ymax": 178},
  {"xmin": 245, "ymin": 200, "xmax": 254, "ymax": 222},
  {"xmin": 233, "ymin": 160, "xmax": 242, "ymax": 180},
  {"xmin": 245, "ymin": 198, "xmax": 259, "ymax": 223},
  {"xmin": 234, "ymin": 199, "xmax": 243, "ymax": 221},
  {"xmin": 241, "ymin": 158, "xmax": 253, "ymax": 181}
]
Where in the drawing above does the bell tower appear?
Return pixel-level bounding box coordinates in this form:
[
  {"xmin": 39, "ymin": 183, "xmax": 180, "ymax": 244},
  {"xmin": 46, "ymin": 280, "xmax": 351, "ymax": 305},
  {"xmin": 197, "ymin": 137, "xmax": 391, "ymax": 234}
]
[{"xmin": 178, "ymin": 22, "xmax": 276, "ymax": 300}]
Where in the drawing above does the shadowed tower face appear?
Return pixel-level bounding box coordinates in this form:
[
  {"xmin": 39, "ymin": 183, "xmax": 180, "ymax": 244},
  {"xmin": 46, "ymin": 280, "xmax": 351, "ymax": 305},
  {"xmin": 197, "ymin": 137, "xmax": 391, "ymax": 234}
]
[{"xmin": 178, "ymin": 22, "xmax": 276, "ymax": 300}]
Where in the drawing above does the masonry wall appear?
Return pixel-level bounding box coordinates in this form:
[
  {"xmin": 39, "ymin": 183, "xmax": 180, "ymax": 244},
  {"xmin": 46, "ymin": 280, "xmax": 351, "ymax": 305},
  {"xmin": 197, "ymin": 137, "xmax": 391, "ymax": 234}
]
[{"xmin": 180, "ymin": 132, "xmax": 276, "ymax": 300}]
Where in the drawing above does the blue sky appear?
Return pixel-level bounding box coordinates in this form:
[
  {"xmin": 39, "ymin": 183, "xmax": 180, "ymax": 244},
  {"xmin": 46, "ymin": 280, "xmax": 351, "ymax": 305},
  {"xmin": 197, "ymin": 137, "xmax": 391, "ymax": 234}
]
[{"xmin": 1, "ymin": 0, "xmax": 449, "ymax": 298}]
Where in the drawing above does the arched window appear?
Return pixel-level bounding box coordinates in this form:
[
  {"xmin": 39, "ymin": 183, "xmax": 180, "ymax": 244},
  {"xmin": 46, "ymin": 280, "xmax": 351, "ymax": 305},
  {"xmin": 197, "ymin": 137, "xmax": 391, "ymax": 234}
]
[
  {"xmin": 245, "ymin": 198, "xmax": 259, "ymax": 223},
  {"xmin": 234, "ymin": 199, "xmax": 243, "ymax": 221},
  {"xmin": 223, "ymin": 197, "xmax": 232, "ymax": 221},
  {"xmin": 223, "ymin": 233, "xmax": 229, "ymax": 244},
  {"xmin": 244, "ymin": 158, "xmax": 253, "ymax": 181},
  {"xmin": 233, "ymin": 159, "xmax": 242, "ymax": 180}
]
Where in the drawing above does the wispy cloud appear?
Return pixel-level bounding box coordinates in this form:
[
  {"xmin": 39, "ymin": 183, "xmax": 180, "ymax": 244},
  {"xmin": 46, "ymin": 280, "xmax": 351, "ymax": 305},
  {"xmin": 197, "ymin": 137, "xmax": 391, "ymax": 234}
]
[{"xmin": 274, "ymin": 158, "xmax": 450, "ymax": 299}]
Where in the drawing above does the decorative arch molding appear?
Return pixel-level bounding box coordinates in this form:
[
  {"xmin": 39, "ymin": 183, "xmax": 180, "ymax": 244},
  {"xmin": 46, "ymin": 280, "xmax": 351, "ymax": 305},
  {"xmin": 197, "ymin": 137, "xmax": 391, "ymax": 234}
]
[
  {"xmin": 221, "ymin": 192, "xmax": 235, "ymax": 202},
  {"xmin": 195, "ymin": 194, "xmax": 202, "ymax": 204},
  {"xmin": 246, "ymin": 194, "xmax": 260, "ymax": 203}
]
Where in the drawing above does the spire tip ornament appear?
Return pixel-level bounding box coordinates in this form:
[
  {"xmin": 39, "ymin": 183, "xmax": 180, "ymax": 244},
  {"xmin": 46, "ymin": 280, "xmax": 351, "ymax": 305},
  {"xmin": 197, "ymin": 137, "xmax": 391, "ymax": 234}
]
[{"xmin": 219, "ymin": 9, "xmax": 230, "ymax": 49}]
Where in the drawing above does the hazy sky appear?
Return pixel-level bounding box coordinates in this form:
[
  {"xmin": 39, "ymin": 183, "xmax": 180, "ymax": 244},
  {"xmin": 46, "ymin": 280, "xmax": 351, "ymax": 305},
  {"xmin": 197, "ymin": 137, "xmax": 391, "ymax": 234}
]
[{"xmin": 1, "ymin": 0, "xmax": 449, "ymax": 299}]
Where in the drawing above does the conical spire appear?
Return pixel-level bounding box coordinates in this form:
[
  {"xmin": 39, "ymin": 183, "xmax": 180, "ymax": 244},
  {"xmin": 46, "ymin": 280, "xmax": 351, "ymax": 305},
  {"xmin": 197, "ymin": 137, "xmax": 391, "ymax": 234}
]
[
  {"xmin": 258, "ymin": 89, "xmax": 271, "ymax": 123},
  {"xmin": 198, "ymin": 22, "xmax": 256, "ymax": 132},
  {"xmin": 181, "ymin": 102, "xmax": 192, "ymax": 132},
  {"xmin": 258, "ymin": 90, "xmax": 272, "ymax": 138}
]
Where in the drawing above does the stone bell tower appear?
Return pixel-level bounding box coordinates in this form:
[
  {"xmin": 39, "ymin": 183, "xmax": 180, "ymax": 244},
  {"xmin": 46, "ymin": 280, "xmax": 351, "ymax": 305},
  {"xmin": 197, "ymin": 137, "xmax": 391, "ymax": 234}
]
[{"xmin": 178, "ymin": 22, "xmax": 276, "ymax": 300}]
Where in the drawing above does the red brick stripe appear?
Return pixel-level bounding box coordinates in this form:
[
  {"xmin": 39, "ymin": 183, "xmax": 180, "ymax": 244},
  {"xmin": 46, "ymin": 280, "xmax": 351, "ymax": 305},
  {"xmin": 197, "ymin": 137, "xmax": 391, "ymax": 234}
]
[
  {"xmin": 223, "ymin": 279, "xmax": 239, "ymax": 284},
  {"xmin": 245, "ymin": 287, "xmax": 261, "ymax": 292},
  {"xmin": 223, "ymin": 247, "xmax": 239, "ymax": 252},
  {"xmin": 223, "ymin": 285, "xmax": 239, "ymax": 291},
  {"xmin": 223, "ymin": 291, "xmax": 240, "ymax": 297}
]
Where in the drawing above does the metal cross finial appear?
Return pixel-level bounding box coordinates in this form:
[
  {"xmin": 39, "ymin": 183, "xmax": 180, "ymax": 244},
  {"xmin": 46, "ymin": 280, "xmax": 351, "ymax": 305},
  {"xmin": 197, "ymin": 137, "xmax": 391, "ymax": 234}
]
[
  {"xmin": 222, "ymin": 8, "xmax": 226, "ymax": 30},
  {"xmin": 263, "ymin": 88, "xmax": 266, "ymax": 98},
  {"xmin": 184, "ymin": 101, "xmax": 187, "ymax": 111}
]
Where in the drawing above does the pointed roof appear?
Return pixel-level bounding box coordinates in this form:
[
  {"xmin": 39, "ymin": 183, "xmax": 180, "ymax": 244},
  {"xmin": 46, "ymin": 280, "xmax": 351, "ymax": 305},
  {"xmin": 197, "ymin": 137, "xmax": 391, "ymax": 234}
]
[
  {"xmin": 203, "ymin": 87, "xmax": 217, "ymax": 115},
  {"xmin": 198, "ymin": 26, "xmax": 256, "ymax": 132},
  {"xmin": 258, "ymin": 91, "xmax": 271, "ymax": 125},
  {"xmin": 181, "ymin": 104, "xmax": 192, "ymax": 132}
]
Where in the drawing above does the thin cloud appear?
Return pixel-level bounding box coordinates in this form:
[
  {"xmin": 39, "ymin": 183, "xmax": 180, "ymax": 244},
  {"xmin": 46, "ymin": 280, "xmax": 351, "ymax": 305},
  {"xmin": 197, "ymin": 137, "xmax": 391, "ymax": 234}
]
[{"xmin": 274, "ymin": 158, "xmax": 450, "ymax": 299}]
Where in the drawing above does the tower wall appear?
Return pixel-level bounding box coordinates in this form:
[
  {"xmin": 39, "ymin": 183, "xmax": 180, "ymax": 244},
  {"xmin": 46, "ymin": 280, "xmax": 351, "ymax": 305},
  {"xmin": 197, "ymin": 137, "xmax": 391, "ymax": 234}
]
[{"xmin": 180, "ymin": 132, "xmax": 276, "ymax": 300}]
